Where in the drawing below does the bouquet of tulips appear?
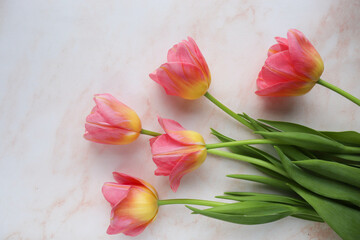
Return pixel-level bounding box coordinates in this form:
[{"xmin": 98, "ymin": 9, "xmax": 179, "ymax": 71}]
[{"xmin": 84, "ymin": 29, "xmax": 360, "ymax": 240}]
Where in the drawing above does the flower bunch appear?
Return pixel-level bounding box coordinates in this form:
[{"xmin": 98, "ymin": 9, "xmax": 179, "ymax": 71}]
[{"xmin": 85, "ymin": 30, "xmax": 360, "ymax": 239}]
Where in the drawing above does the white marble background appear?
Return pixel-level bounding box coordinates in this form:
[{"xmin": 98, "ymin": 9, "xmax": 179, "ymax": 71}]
[{"xmin": 1, "ymin": 0, "xmax": 359, "ymax": 239}]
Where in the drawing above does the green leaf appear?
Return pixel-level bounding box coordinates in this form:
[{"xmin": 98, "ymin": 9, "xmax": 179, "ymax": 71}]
[
  {"xmin": 320, "ymin": 131, "xmax": 360, "ymax": 147},
  {"xmin": 275, "ymin": 147, "xmax": 360, "ymax": 207},
  {"xmin": 292, "ymin": 213, "xmax": 324, "ymax": 222},
  {"xmin": 227, "ymin": 174, "xmax": 292, "ymax": 192},
  {"xmin": 294, "ymin": 160, "xmax": 360, "ymax": 188},
  {"xmin": 211, "ymin": 128, "xmax": 283, "ymax": 169},
  {"xmin": 314, "ymin": 152, "xmax": 360, "ymax": 163},
  {"xmin": 258, "ymin": 119, "xmax": 332, "ymax": 139},
  {"xmin": 218, "ymin": 192, "xmax": 308, "ymax": 206},
  {"xmin": 257, "ymin": 131, "xmax": 345, "ymax": 153},
  {"xmin": 290, "ymin": 184, "xmax": 360, "ymax": 240},
  {"xmin": 186, "ymin": 204, "xmax": 293, "ymax": 225},
  {"xmin": 276, "ymin": 145, "xmax": 312, "ymax": 160}
]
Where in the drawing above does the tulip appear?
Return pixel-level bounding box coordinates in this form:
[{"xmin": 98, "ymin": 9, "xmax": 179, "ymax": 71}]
[
  {"xmin": 150, "ymin": 117, "xmax": 207, "ymax": 192},
  {"xmin": 84, "ymin": 93, "xmax": 142, "ymax": 144},
  {"xmin": 150, "ymin": 37, "xmax": 211, "ymax": 100},
  {"xmin": 102, "ymin": 172, "xmax": 159, "ymax": 236},
  {"xmin": 256, "ymin": 29, "xmax": 324, "ymax": 97}
]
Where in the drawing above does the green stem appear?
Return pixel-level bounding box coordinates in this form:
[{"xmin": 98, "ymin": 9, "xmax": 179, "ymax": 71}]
[
  {"xmin": 207, "ymin": 149, "xmax": 288, "ymax": 177},
  {"xmin": 157, "ymin": 199, "xmax": 225, "ymax": 207},
  {"xmin": 204, "ymin": 92, "xmax": 255, "ymax": 130},
  {"xmin": 140, "ymin": 129, "xmax": 161, "ymax": 137},
  {"xmin": 317, "ymin": 79, "xmax": 360, "ymax": 106},
  {"xmin": 206, "ymin": 139, "xmax": 283, "ymax": 149}
]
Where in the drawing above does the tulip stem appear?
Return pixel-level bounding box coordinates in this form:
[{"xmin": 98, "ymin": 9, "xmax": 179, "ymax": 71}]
[
  {"xmin": 157, "ymin": 199, "xmax": 225, "ymax": 207},
  {"xmin": 204, "ymin": 92, "xmax": 255, "ymax": 130},
  {"xmin": 207, "ymin": 149, "xmax": 288, "ymax": 177},
  {"xmin": 317, "ymin": 79, "xmax": 360, "ymax": 106},
  {"xmin": 140, "ymin": 129, "xmax": 162, "ymax": 137},
  {"xmin": 206, "ymin": 139, "xmax": 283, "ymax": 149}
]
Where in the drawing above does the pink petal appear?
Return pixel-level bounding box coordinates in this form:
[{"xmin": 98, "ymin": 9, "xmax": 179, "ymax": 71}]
[
  {"xmin": 123, "ymin": 223, "xmax": 150, "ymax": 236},
  {"xmin": 84, "ymin": 123, "xmax": 136, "ymax": 144},
  {"xmin": 84, "ymin": 122, "xmax": 139, "ymax": 145},
  {"xmin": 169, "ymin": 150, "xmax": 207, "ymax": 192},
  {"xmin": 112, "ymin": 172, "xmax": 158, "ymax": 197},
  {"xmin": 287, "ymin": 29, "xmax": 324, "ymax": 80},
  {"xmin": 186, "ymin": 37, "xmax": 211, "ymax": 80},
  {"xmin": 158, "ymin": 117, "xmax": 205, "ymax": 145},
  {"xmin": 167, "ymin": 41, "xmax": 198, "ymax": 67},
  {"xmin": 102, "ymin": 182, "xmax": 130, "ymax": 207},
  {"xmin": 153, "ymin": 154, "xmax": 183, "ymax": 176},
  {"xmin": 267, "ymin": 36, "xmax": 288, "ymax": 57},
  {"xmin": 255, "ymin": 80, "xmax": 315, "ymax": 97},
  {"xmin": 94, "ymin": 94, "xmax": 141, "ymax": 132},
  {"xmin": 106, "ymin": 215, "xmax": 133, "ymax": 235},
  {"xmin": 149, "ymin": 62, "xmax": 209, "ymax": 100},
  {"xmin": 264, "ymin": 50, "xmax": 306, "ymax": 81},
  {"xmin": 150, "ymin": 134, "xmax": 188, "ymax": 155}
]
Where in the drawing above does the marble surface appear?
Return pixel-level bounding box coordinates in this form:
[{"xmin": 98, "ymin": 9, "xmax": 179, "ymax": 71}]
[{"xmin": 1, "ymin": 0, "xmax": 359, "ymax": 239}]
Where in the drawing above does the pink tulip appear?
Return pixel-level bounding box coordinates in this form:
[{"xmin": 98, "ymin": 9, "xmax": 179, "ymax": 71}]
[
  {"xmin": 150, "ymin": 37, "xmax": 211, "ymax": 100},
  {"xmin": 256, "ymin": 29, "xmax": 324, "ymax": 97},
  {"xmin": 84, "ymin": 93, "xmax": 141, "ymax": 145},
  {"xmin": 150, "ymin": 117, "xmax": 207, "ymax": 192},
  {"xmin": 102, "ymin": 172, "xmax": 159, "ymax": 236}
]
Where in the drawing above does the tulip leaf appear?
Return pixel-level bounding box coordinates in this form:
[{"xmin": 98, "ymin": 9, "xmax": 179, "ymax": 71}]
[
  {"xmin": 290, "ymin": 184, "xmax": 360, "ymax": 240},
  {"xmin": 320, "ymin": 131, "xmax": 360, "ymax": 147},
  {"xmin": 201, "ymin": 201, "xmax": 296, "ymax": 215},
  {"xmin": 294, "ymin": 159, "xmax": 360, "ymax": 188},
  {"xmin": 186, "ymin": 204, "xmax": 293, "ymax": 225},
  {"xmin": 258, "ymin": 119, "xmax": 332, "ymax": 139},
  {"xmin": 218, "ymin": 192, "xmax": 308, "ymax": 206},
  {"xmin": 313, "ymin": 152, "xmax": 360, "ymax": 163},
  {"xmin": 227, "ymin": 174, "xmax": 292, "ymax": 192},
  {"xmin": 211, "ymin": 128, "xmax": 283, "ymax": 169},
  {"xmin": 291, "ymin": 213, "xmax": 324, "ymax": 222},
  {"xmin": 275, "ymin": 145, "xmax": 312, "ymax": 160},
  {"xmin": 257, "ymin": 131, "xmax": 345, "ymax": 153},
  {"xmin": 275, "ymin": 147, "xmax": 360, "ymax": 207}
]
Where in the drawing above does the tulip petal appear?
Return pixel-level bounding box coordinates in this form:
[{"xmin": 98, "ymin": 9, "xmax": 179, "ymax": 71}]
[
  {"xmin": 113, "ymin": 172, "xmax": 158, "ymax": 197},
  {"xmin": 169, "ymin": 149, "xmax": 207, "ymax": 192},
  {"xmin": 167, "ymin": 41, "xmax": 198, "ymax": 67},
  {"xmin": 256, "ymin": 80, "xmax": 315, "ymax": 97},
  {"xmin": 167, "ymin": 37, "xmax": 210, "ymax": 81},
  {"xmin": 102, "ymin": 182, "xmax": 130, "ymax": 207},
  {"xmin": 153, "ymin": 154, "xmax": 185, "ymax": 176},
  {"xmin": 264, "ymin": 51, "xmax": 308, "ymax": 82},
  {"xmin": 287, "ymin": 29, "xmax": 324, "ymax": 80},
  {"xmin": 93, "ymin": 94, "xmax": 141, "ymax": 132},
  {"xmin": 268, "ymin": 37, "xmax": 289, "ymax": 57},
  {"xmin": 123, "ymin": 223, "xmax": 149, "ymax": 236},
  {"xmin": 186, "ymin": 37, "xmax": 211, "ymax": 80},
  {"xmin": 158, "ymin": 117, "xmax": 205, "ymax": 145},
  {"xmin": 150, "ymin": 134, "xmax": 197, "ymax": 155},
  {"xmin": 84, "ymin": 122, "xmax": 139, "ymax": 145},
  {"xmin": 150, "ymin": 62, "xmax": 209, "ymax": 100},
  {"xmin": 106, "ymin": 216, "xmax": 133, "ymax": 235}
]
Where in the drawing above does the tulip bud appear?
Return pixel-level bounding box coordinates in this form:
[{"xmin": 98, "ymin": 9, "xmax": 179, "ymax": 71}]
[
  {"xmin": 102, "ymin": 172, "xmax": 158, "ymax": 236},
  {"xmin": 150, "ymin": 117, "xmax": 207, "ymax": 192},
  {"xmin": 150, "ymin": 37, "xmax": 211, "ymax": 100},
  {"xmin": 256, "ymin": 29, "xmax": 324, "ymax": 97},
  {"xmin": 84, "ymin": 93, "xmax": 141, "ymax": 145}
]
